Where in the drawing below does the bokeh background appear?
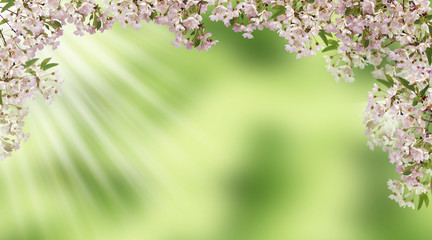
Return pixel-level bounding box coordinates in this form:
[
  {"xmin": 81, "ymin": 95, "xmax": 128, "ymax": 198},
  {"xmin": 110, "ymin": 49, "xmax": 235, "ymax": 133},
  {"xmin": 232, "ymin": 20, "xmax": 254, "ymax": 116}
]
[{"xmin": 0, "ymin": 18, "xmax": 430, "ymax": 240}]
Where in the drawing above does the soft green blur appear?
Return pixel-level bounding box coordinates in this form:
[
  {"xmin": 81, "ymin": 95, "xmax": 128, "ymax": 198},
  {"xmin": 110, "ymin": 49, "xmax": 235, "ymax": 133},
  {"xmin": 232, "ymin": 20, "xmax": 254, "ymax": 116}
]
[{"xmin": 0, "ymin": 21, "xmax": 431, "ymax": 240}]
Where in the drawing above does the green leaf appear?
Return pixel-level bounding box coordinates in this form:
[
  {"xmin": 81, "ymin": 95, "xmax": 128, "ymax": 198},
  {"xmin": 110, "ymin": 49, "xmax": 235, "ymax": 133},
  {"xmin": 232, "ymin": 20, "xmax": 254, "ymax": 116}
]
[
  {"xmin": 22, "ymin": 58, "xmax": 39, "ymax": 68},
  {"xmin": 1, "ymin": 0, "xmax": 14, "ymax": 13},
  {"xmin": 363, "ymin": 39, "xmax": 370, "ymax": 48},
  {"xmin": 376, "ymin": 79, "xmax": 392, "ymax": 88},
  {"xmin": 269, "ymin": 5, "xmax": 286, "ymax": 20},
  {"xmin": 269, "ymin": 11, "xmax": 285, "ymax": 20},
  {"xmin": 40, "ymin": 57, "xmax": 51, "ymax": 68},
  {"xmin": 361, "ymin": 30, "xmax": 370, "ymax": 48},
  {"xmin": 426, "ymin": 47, "xmax": 432, "ymax": 65},
  {"xmin": 318, "ymin": 30, "xmax": 328, "ymax": 46},
  {"xmin": 229, "ymin": 17, "xmax": 238, "ymax": 25},
  {"xmin": 418, "ymin": 194, "xmax": 425, "ymax": 210},
  {"xmin": 385, "ymin": 74, "xmax": 395, "ymax": 85},
  {"xmin": 403, "ymin": 165, "xmax": 415, "ymax": 175},
  {"xmin": 0, "ymin": 90, "xmax": 3, "ymax": 105},
  {"xmin": 328, "ymin": 39, "xmax": 339, "ymax": 46},
  {"xmin": 47, "ymin": 20, "xmax": 62, "ymax": 29},
  {"xmin": 397, "ymin": 77, "xmax": 416, "ymax": 92},
  {"xmin": 344, "ymin": 7, "xmax": 353, "ymax": 15},
  {"xmin": 92, "ymin": 13, "xmax": 102, "ymax": 30},
  {"xmin": 413, "ymin": 100, "xmax": 419, "ymax": 106},
  {"xmin": 193, "ymin": 39, "xmax": 201, "ymax": 47},
  {"xmin": 322, "ymin": 44, "xmax": 338, "ymax": 52},
  {"xmin": 41, "ymin": 63, "xmax": 58, "ymax": 71},
  {"xmin": 272, "ymin": 5, "xmax": 286, "ymax": 12},
  {"xmin": 420, "ymin": 84, "xmax": 429, "ymax": 96},
  {"xmin": 424, "ymin": 194, "xmax": 429, "ymax": 207},
  {"xmin": 149, "ymin": 12, "xmax": 156, "ymax": 20}
]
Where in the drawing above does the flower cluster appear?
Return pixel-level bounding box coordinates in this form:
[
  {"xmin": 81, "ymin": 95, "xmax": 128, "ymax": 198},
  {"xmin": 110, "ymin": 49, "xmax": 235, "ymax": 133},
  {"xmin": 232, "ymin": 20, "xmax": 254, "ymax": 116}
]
[{"xmin": 2, "ymin": 0, "xmax": 432, "ymax": 209}]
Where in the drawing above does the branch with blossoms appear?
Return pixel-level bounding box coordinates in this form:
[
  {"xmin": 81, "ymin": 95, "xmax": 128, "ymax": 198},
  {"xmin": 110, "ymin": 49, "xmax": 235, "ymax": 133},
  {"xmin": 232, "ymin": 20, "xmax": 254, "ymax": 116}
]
[{"xmin": 1, "ymin": 0, "xmax": 432, "ymax": 209}]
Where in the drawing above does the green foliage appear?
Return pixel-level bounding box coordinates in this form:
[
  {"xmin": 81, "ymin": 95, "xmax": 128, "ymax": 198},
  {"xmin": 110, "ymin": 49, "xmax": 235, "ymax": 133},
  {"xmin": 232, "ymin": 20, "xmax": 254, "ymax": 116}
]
[
  {"xmin": 22, "ymin": 58, "xmax": 39, "ymax": 68},
  {"xmin": 397, "ymin": 77, "xmax": 416, "ymax": 92},
  {"xmin": 318, "ymin": 30, "xmax": 329, "ymax": 46},
  {"xmin": 1, "ymin": 0, "xmax": 14, "ymax": 13},
  {"xmin": 40, "ymin": 58, "xmax": 59, "ymax": 70},
  {"xmin": 269, "ymin": 5, "xmax": 286, "ymax": 20}
]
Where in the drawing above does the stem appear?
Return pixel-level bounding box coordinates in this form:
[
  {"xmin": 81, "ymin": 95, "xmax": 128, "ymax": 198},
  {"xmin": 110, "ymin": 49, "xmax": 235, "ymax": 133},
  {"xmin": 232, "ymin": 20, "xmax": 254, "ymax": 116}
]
[
  {"xmin": 0, "ymin": 30, "xmax": 6, "ymax": 46},
  {"xmin": 0, "ymin": 14, "xmax": 16, "ymax": 33}
]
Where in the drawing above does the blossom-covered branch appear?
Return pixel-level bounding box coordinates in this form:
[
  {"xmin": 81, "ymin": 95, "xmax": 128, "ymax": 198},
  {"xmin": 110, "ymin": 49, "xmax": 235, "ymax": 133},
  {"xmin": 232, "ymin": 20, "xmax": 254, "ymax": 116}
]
[{"xmin": 2, "ymin": 0, "xmax": 432, "ymax": 209}]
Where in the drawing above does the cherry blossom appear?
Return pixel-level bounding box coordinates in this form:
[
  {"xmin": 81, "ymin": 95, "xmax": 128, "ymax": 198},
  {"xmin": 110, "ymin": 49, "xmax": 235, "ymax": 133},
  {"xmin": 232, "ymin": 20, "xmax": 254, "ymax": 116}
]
[{"xmin": 2, "ymin": 0, "xmax": 432, "ymax": 209}]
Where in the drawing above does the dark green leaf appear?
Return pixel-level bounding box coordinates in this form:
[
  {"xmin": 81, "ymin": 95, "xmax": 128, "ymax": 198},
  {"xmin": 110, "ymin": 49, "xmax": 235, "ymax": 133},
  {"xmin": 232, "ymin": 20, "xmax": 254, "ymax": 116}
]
[
  {"xmin": 385, "ymin": 74, "xmax": 395, "ymax": 85},
  {"xmin": 92, "ymin": 13, "xmax": 102, "ymax": 30},
  {"xmin": 397, "ymin": 77, "xmax": 416, "ymax": 92},
  {"xmin": 272, "ymin": 5, "xmax": 286, "ymax": 12},
  {"xmin": 193, "ymin": 39, "xmax": 201, "ymax": 47},
  {"xmin": 376, "ymin": 79, "xmax": 392, "ymax": 88},
  {"xmin": 149, "ymin": 12, "xmax": 156, "ymax": 20},
  {"xmin": 322, "ymin": 44, "xmax": 338, "ymax": 52},
  {"xmin": 328, "ymin": 39, "xmax": 339, "ymax": 46},
  {"xmin": 418, "ymin": 194, "xmax": 425, "ymax": 210},
  {"xmin": 361, "ymin": 30, "xmax": 370, "ymax": 48},
  {"xmin": 424, "ymin": 194, "xmax": 429, "ymax": 207},
  {"xmin": 40, "ymin": 57, "xmax": 51, "ymax": 68},
  {"xmin": 1, "ymin": 0, "xmax": 14, "ymax": 13},
  {"xmin": 269, "ymin": 5, "xmax": 286, "ymax": 20},
  {"xmin": 229, "ymin": 17, "xmax": 238, "ymax": 25},
  {"xmin": 22, "ymin": 58, "xmax": 39, "ymax": 68},
  {"xmin": 41, "ymin": 63, "xmax": 58, "ymax": 71},
  {"xmin": 420, "ymin": 84, "xmax": 429, "ymax": 96},
  {"xmin": 95, "ymin": 20, "xmax": 102, "ymax": 30},
  {"xmin": 270, "ymin": 10, "xmax": 285, "ymax": 20},
  {"xmin": 48, "ymin": 20, "xmax": 62, "ymax": 29},
  {"xmin": 318, "ymin": 30, "xmax": 328, "ymax": 46},
  {"xmin": 363, "ymin": 39, "xmax": 370, "ymax": 48},
  {"xmin": 426, "ymin": 47, "xmax": 432, "ymax": 65}
]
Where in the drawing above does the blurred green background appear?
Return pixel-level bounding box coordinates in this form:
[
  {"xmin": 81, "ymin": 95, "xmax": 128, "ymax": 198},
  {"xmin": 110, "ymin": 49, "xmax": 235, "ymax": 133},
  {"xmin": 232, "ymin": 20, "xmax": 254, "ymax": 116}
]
[{"xmin": 0, "ymin": 20, "xmax": 430, "ymax": 240}]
